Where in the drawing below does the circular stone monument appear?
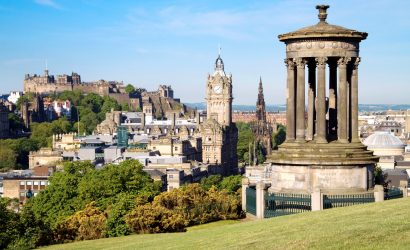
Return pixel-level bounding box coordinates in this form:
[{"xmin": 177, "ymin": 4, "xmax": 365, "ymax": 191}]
[{"xmin": 268, "ymin": 5, "xmax": 378, "ymax": 194}]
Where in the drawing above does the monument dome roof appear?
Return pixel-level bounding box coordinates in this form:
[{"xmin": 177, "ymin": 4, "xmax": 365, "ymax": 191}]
[
  {"xmin": 363, "ymin": 131, "xmax": 406, "ymax": 149},
  {"xmin": 278, "ymin": 5, "xmax": 367, "ymax": 42}
]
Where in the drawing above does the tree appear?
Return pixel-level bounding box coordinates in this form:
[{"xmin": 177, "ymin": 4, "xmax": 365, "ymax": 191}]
[
  {"xmin": 272, "ymin": 124, "xmax": 286, "ymax": 149},
  {"xmin": 200, "ymin": 175, "xmax": 222, "ymax": 191},
  {"xmin": 236, "ymin": 122, "xmax": 255, "ymax": 163},
  {"xmin": 54, "ymin": 202, "xmax": 107, "ymax": 242},
  {"xmin": 220, "ymin": 175, "xmax": 242, "ymax": 194},
  {"xmin": 0, "ymin": 198, "xmax": 20, "ymax": 249},
  {"xmin": 0, "ymin": 144, "xmax": 16, "ymax": 171},
  {"xmin": 125, "ymin": 84, "xmax": 136, "ymax": 94}
]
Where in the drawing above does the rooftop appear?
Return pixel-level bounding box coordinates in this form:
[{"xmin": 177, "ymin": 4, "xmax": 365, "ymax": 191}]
[{"xmin": 278, "ymin": 5, "xmax": 367, "ymax": 42}]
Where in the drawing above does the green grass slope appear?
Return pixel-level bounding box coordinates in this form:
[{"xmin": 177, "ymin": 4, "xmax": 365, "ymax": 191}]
[{"xmin": 43, "ymin": 198, "xmax": 410, "ymax": 250}]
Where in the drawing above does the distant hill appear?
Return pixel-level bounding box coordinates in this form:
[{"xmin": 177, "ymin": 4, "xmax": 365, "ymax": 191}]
[
  {"xmin": 186, "ymin": 103, "xmax": 410, "ymax": 113},
  {"xmin": 44, "ymin": 198, "xmax": 410, "ymax": 249}
]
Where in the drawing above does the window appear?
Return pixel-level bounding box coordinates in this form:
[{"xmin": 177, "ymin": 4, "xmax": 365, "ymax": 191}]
[
  {"xmin": 174, "ymin": 146, "xmax": 178, "ymax": 151},
  {"xmin": 40, "ymin": 181, "xmax": 46, "ymax": 186},
  {"xmin": 20, "ymin": 192, "xmax": 25, "ymax": 197},
  {"xmin": 168, "ymin": 175, "xmax": 173, "ymax": 179},
  {"xmin": 33, "ymin": 181, "xmax": 39, "ymax": 186},
  {"xmin": 20, "ymin": 181, "xmax": 25, "ymax": 186},
  {"xmin": 26, "ymin": 181, "xmax": 32, "ymax": 186}
]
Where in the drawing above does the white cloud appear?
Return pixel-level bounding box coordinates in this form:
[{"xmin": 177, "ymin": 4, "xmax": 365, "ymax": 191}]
[{"xmin": 34, "ymin": 0, "xmax": 61, "ymax": 9}]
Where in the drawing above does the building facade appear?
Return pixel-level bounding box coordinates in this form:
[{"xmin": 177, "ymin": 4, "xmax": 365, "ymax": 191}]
[{"xmin": 201, "ymin": 54, "xmax": 238, "ymax": 175}]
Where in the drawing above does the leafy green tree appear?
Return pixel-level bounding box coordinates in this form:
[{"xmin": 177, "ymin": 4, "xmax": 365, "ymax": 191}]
[
  {"xmin": 236, "ymin": 122, "xmax": 255, "ymax": 163},
  {"xmin": 15, "ymin": 92, "xmax": 35, "ymax": 111},
  {"xmin": 272, "ymin": 124, "xmax": 286, "ymax": 149},
  {"xmin": 220, "ymin": 175, "xmax": 243, "ymax": 194},
  {"xmin": 125, "ymin": 84, "xmax": 136, "ymax": 94},
  {"xmin": 80, "ymin": 93, "xmax": 103, "ymax": 113},
  {"xmin": 200, "ymin": 175, "xmax": 223, "ymax": 191},
  {"xmin": 0, "ymin": 144, "xmax": 16, "ymax": 171},
  {"xmin": 121, "ymin": 103, "xmax": 130, "ymax": 112},
  {"xmin": 57, "ymin": 90, "xmax": 82, "ymax": 106},
  {"xmin": 8, "ymin": 113, "xmax": 25, "ymax": 133},
  {"xmin": 0, "ymin": 198, "xmax": 20, "ymax": 249},
  {"xmin": 29, "ymin": 161, "xmax": 95, "ymax": 228}
]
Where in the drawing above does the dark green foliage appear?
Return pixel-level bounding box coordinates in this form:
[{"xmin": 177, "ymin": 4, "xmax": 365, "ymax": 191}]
[
  {"xmin": 0, "ymin": 198, "xmax": 20, "ymax": 249},
  {"xmin": 201, "ymin": 175, "xmax": 242, "ymax": 194},
  {"xmin": 15, "ymin": 93, "xmax": 35, "ymax": 111},
  {"xmin": 0, "ymin": 144, "xmax": 16, "ymax": 171},
  {"xmin": 200, "ymin": 174, "xmax": 223, "ymax": 191},
  {"xmin": 272, "ymin": 124, "xmax": 286, "ymax": 149},
  {"xmin": 8, "ymin": 113, "xmax": 25, "ymax": 133},
  {"xmin": 220, "ymin": 175, "xmax": 243, "ymax": 194},
  {"xmin": 0, "ymin": 138, "xmax": 40, "ymax": 169},
  {"xmin": 29, "ymin": 160, "xmax": 160, "ymax": 231},
  {"xmin": 125, "ymin": 84, "xmax": 136, "ymax": 94},
  {"xmin": 236, "ymin": 122, "xmax": 255, "ymax": 163}
]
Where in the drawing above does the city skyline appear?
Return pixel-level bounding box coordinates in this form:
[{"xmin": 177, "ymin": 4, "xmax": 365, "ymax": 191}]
[{"xmin": 1, "ymin": 0, "xmax": 409, "ymax": 104}]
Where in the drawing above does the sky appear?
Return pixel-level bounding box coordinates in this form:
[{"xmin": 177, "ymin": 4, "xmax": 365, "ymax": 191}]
[{"xmin": 0, "ymin": 0, "xmax": 409, "ymax": 105}]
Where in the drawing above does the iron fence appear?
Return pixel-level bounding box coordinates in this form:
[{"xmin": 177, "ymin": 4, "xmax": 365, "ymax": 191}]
[
  {"xmin": 246, "ymin": 187, "xmax": 256, "ymax": 215},
  {"xmin": 264, "ymin": 193, "xmax": 311, "ymax": 218},
  {"xmin": 385, "ymin": 187, "xmax": 403, "ymax": 200},
  {"xmin": 323, "ymin": 193, "xmax": 374, "ymax": 209}
]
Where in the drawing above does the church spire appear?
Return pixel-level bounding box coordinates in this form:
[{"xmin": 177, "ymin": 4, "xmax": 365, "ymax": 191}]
[{"xmin": 256, "ymin": 77, "xmax": 266, "ymax": 123}]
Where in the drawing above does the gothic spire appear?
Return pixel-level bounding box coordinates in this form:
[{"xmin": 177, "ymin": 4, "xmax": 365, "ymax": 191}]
[{"xmin": 256, "ymin": 77, "xmax": 266, "ymax": 123}]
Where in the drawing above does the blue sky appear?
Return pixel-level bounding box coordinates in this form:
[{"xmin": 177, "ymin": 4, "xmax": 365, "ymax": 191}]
[{"xmin": 0, "ymin": 0, "xmax": 409, "ymax": 105}]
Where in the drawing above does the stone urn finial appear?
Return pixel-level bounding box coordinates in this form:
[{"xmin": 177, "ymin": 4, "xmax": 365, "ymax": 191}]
[{"xmin": 316, "ymin": 5, "xmax": 329, "ymax": 23}]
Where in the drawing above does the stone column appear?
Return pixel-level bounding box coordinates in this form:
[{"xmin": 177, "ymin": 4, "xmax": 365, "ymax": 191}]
[
  {"xmin": 307, "ymin": 61, "xmax": 316, "ymax": 141},
  {"xmin": 400, "ymin": 180, "xmax": 408, "ymax": 197},
  {"xmin": 328, "ymin": 60, "xmax": 337, "ymax": 139},
  {"xmin": 285, "ymin": 58, "xmax": 296, "ymax": 141},
  {"xmin": 374, "ymin": 185, "xmax": 384, "ymax": 202},
  {"xmin": 241, "ymin": 178, "xmax": 250, "ymax": 211},
  {"xmin": 351, "ymin": 57, "xmax": 360, "ymax": 142},
  {"xmin": 337, "ymin": 57, "xmax": 351, "ymax": 143},
  {"xmin": 256, "ymin": 181, "xmax": 266, "ymax": 219},
  {"xmin": 315, "ymin": 57, "xmax": 327, "ymax": 143},
  {"xmin": 311, "ymin": 188, "xmax": 323, "ymax": 211},
  {"xmin": 295, "ymin": 58, "xmax": 307, "ymax": 142}
]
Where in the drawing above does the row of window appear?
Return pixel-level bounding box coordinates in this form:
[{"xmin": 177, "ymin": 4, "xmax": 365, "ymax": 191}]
[
  {"xmin": 20, "ymin": 181, "xmax": 48, "ymax": 186},
  {"xmin": 19, "ymin": 191, "xmax": 39, "ymax": 197}
]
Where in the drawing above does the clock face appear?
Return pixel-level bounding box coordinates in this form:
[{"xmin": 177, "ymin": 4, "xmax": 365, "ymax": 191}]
[{"xmin": 213, "ymin": 85, "xmax": 222, "ymax": 94}]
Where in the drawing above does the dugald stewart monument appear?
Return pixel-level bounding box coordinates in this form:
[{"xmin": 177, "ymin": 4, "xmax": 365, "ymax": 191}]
[{"xmin": 268, "ymin": 5, "xmax": 378, "ymax": 193}]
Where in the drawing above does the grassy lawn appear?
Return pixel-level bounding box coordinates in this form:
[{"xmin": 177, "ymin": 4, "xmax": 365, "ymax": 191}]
[{"xmin": 42, "ymin": 198, "xmax": 410, "ymax": 250}]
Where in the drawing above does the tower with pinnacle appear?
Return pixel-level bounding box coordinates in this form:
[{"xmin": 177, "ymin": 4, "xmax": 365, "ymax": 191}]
[{"xmin": 200, "ymin": 53, "xmax": 238, "ymax": 175}]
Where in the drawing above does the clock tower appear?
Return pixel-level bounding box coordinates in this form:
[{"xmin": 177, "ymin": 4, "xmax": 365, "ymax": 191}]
[
  {"xmin": 201, "ymin": 54, "xmax": 238, "ymax": 175},
  {"xmin": 206, "ymin": 55, "xmax": 232, "ymax": 126}
]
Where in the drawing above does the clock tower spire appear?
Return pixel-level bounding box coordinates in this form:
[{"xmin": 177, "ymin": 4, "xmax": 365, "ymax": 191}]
[{"xmin": 206, "ymin": 53, "xmax": 233, "ymax": 126}]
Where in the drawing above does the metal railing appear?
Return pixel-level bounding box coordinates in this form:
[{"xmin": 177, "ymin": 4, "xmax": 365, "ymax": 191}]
[
  {"xmin": 385, "ymin": 187, "xmax": 403, "ymax": 200},
  {"xmin": 264, "ymin": 193, "xmax": 311, "ymax": 218},
  {"xmin": 323, "ymin": 193, "xmax": 375, "ymax": 209},
  {"xmin": 246, "ymin": 187, "xmax": 256, "ymax": 215}
]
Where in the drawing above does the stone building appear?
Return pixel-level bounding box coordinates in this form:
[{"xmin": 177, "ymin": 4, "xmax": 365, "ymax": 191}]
[
  {"xmin": 2, "ymin": 177, "xmax": 49, "ymax": 204},
  {"xmin": 21, "ymin": 94, "xmax": 46, "ymax": 128},
  {"xmin": 0, "ymin": 102, "xmax": 10, "ymax": 138},
  {"xmin": 200, "ymin": 54, "xmax": 238, "ymax": 175},
  {"xmin": 363, "ymin": 131, "xmax": 406, "ymax": 169},
  {"xmin": 28, "ymin": 148, "xmax": 63, "ymax": 169},
  {"xmin": 250, "ymin": 78, "xmax": 274, "ymax": 156},
  {"xmin": 24, "ymin": 69, "xmax": 130, "ymax": 104}
]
